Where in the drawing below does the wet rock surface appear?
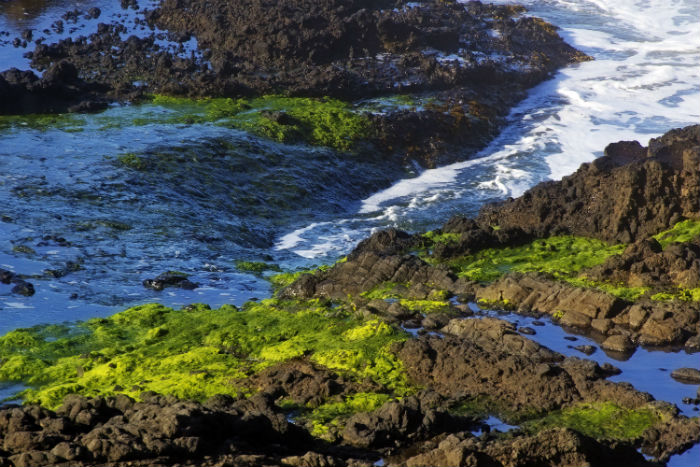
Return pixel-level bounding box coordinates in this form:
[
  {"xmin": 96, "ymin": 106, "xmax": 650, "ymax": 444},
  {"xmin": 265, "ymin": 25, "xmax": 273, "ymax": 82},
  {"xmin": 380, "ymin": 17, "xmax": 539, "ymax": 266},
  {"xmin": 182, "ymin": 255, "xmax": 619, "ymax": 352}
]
[
  {"xmin": 0, "ymin": 0, "xmax": 698, "ymax": 462},
  {"xmin": 0, "ymin": 0, "xmax": 588, "ymax": 167},
  {"xmin": 475, "ymin": 125, "xmax": 700, "ymax": 243},
  {"xmin": 142, "ymin": 271, "xmax": 198, "ymax": 291}
]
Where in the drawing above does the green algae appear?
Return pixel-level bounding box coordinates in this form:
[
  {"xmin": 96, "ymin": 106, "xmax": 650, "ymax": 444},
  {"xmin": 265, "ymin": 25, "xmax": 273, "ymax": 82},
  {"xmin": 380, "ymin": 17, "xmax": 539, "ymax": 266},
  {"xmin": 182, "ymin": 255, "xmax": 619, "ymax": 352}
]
[
  {"xmin": 149, "ymin": 95, "xmax": 370, "ymax": 151},
  {"xmin": 0, "ymin": 113, "xmax": 86, "ymax": 132},
  {"xmin": 653, "ymin": 219, "xmax": 700, "ymax": 248},
  {"xmin": 11, "ymin": 244, "xmax": 36, "ymax": 255},
  {"xmin": 564, "ymin": 277, "xmax": 650, "ymax": 302},
  {"xmin": 306, "ymin": 392, "xmax": 393, "ymax": 438},
  {"xmin": 526, "ymin": 402, "xmax": 663, "ymax": 440},
  {"xmin": 269, "ymin": 271, "xmax": 308, "ymax": 289},
  {"xmin": 399, "ymin": 299, "xmax": 451, "ymax": 314},
  {"xmin": 651, "ymin": 288, "xmax": 700, "ymax": 302},
  {"xmin": 1, "ymin": 95, "xmax": 370, "ymax": 152},
  {"xmin": 0, "ymin": 300, "xmax": 410, "ymax": 409},
  {"xmin": 451, "ymin": 236, "xmax": 626, "ymax": 282},
  {"xmin": 234, "ymin": 260, "xmax": 282, "ymax": 274},
  {"xmin": 422, "ymin": 230, "xmax": 461, "ymax": 247},
  {"xmin": 361, "ymin": 282, "xmax": 411, "ymax": 300},
  {"xmin": 117, "ymin": 152, "xmax": 149, "ymax": 170}
]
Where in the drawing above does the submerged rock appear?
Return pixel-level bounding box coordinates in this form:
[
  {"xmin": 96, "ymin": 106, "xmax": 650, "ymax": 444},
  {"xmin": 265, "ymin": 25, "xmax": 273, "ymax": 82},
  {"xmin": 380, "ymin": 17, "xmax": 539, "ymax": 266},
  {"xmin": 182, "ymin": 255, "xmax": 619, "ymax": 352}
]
[
  {"xmin": 142, "ymin": 271, "xmax": 198, "ymax": 291},
  {"xmin": 10, "ymin": 279, "xmax": 35, "ymax": 297},
  {"xmin": 670, "ymin": 368, "xmax": 700, "ymax": 384}
]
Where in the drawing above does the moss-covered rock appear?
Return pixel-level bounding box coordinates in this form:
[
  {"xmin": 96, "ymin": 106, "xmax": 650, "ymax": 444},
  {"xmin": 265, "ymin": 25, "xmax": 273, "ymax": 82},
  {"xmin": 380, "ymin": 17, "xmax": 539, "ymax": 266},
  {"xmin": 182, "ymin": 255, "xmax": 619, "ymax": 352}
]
[{"xmin": 0, "ymin": 300, "xmax": 410, "ymax": 409}]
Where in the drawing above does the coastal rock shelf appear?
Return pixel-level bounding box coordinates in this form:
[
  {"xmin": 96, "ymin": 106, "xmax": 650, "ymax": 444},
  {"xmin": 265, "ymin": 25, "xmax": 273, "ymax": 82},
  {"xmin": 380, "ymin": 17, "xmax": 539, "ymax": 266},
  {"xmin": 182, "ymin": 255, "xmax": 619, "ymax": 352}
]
[
  {"xmin": 0, "ymin": 0, "xmax": 698, "ymax": 466},
  {"xmin": 0, "ymin": 126, "xmax": 698, "ymax": 466}
]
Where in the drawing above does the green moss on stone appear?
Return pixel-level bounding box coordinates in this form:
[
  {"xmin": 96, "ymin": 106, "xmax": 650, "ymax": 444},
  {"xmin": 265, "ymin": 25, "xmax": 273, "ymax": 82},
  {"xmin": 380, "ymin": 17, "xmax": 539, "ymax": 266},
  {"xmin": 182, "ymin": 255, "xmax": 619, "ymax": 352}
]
[
  {"xmin": 564, "ymin": 277, "xmax": 650, "ymax": 301},
  {"xmin": 149, "ymin": 95, "xmax": 370, "ymax": 151},
  {"xmin": 268, "ymin": 271, "xmax": 307, "ymax": 289},
  {"xmin": 527, "ymin": 402, "xmax": 663, "ymax": 440},
  {"xmin": 0, "ymin": 113, "xmax": 86, "ymax": 132},
  {"xmin": 0, "ymin": 300, "xmax": 410, "ymax": 409},
  {"xmin": 422, "ymin": 230, "xmax": 461, "ymax": 248},
  {"xmin": 451, "ymin": 236, "xmax": 626, "ymax": 282},
  {"xmin": 12, "ymin": 245, "xmax": 36, "ymax": 255},
  {"xmin": 653, "ymin": 219, "xmax": 700, "ymax": 248},
  {"xmin": 651, "ymin": 287, "xmax": 700, "ymax": 302},
  {"xmin": 399, "ymin": 299, "xmax": 451, "ymax": 314},
  {"xmin": 361, "ymin": 282, "xmax": 411, "ymax": 300},
  {"xmin": 234, "ymin": 261, "xmax": 282, "ymax": 274},
  {"xmin": 118, "ymin": 152, "xmax": 149, "ymax": 170},
  {"xmin": 307, "ymin": 392, "xmax": 393, "ymax": 438}
]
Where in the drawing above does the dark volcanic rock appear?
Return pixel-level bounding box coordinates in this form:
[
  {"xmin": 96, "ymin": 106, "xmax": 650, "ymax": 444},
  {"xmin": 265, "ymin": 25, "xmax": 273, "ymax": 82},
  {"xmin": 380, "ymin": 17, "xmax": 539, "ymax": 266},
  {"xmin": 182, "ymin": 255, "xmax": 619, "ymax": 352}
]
[
  {"xmin": 476, "ymin": 125, "xmax": 700, "ymax": 243},
  {"xmin": 10, "ymin": 279, "xmax": 35, "ymax": 297},
  {"xmin": 3, "ymin": 0, "xmax": 588, "ymax": 167},
  {"xmin": 142, "ymin": 272, "xmax": 198, "ymax": 291},
  {"xmin": 587, "ymin": 237, "xmax": 700, "ymax": 289},
  {"xmin": 149, "ymin": 0, "xmax": 588, "ymax": 99},
  {"xmin": 0, "ymin": 393, "xmax": 312, "ymax": 467},
  {"xmin": 0, "ymin": 63, "xmax": 108, "ymax": 115},
  {"xmin": 401, "ymin": 428, "xmax": 656, "ymax": 467},
  {"xmin": 342, "ymin": 393, "xmax": 473, "ymax": 449}
]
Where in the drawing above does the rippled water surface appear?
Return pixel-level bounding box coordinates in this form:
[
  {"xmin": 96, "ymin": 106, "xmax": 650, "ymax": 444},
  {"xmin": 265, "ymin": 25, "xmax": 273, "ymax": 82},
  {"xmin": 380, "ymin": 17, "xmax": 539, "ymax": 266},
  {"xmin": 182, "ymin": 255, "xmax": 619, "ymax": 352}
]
[{"xmin": 1, "ymin": 0, "xmax": 699, "ymax": 462}]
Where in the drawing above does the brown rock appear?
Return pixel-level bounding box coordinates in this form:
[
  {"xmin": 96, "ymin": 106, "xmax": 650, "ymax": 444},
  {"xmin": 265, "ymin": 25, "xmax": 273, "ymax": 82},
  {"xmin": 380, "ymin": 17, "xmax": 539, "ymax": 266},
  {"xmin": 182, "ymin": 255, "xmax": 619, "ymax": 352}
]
[
  {"xmin": 639, "ymin": 319, "xmax": 683, "ymax": 346},
  {"xmin": 670, "ymin": 368, "xmax": 700, "ymax": 384},
  {"xmin": 591, "ymin": 318, "xmax": 613, "ymax": 334},
  {"xmin": 559, "ymin": 310, "xmax": 591, "ymax": 329},
  {"xmin": 601, "ymin": 334, "xmax": 635, "ymax": 353},
  {"xmin": 628, "ymin": 305, "xmax": 649, "ymax": 330}
]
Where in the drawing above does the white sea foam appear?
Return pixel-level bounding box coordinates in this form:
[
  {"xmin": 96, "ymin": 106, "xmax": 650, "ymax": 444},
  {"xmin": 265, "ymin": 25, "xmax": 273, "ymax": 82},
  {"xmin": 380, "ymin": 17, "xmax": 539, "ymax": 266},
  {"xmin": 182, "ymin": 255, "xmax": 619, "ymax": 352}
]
[{"xmin": 274, "ymin": 222, "xmax": 327, "ymax": 251}]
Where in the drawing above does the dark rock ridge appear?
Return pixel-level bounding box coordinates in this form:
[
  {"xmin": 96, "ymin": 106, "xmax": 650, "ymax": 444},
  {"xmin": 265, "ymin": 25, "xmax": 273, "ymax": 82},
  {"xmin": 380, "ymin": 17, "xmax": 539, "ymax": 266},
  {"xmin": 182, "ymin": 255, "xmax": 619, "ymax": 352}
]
[
  {"xmin": 586, "ymin": 237, "xmax": 700, "ymax": 289},
  {"xmin": 474, "ymin": 125, "xmax": 700, "ymax": 244},
  {"xmin": 148, "ymin": 0, "xmax": 587, "ymax": 99},
  {"xmin": 0, "ymin": 62, "xmax": 108, "ymax": 115},
  {"xmin": 0, "ymin": 392, "xmax": 315, "ymax": 466}
]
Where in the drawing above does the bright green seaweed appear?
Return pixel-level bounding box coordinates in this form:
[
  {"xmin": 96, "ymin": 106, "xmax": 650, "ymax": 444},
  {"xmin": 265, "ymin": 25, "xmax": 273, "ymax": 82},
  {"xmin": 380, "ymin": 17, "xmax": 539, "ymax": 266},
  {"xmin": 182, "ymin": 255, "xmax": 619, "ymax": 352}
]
[
  {"xmin": 653, "ymin": 219, "xmax": 700, "ymax": 248},
  {"xmin": 0, "ymin": 300, "xmax": 410, "ymax": 409},
  {"xmin": 450, "ymin": 236, "xmax": 626, "ymax": 282},
  {"xmin": 306, "ymin": 392, "xmax": 393, "ymax": 438},
  {"xmin": 150, "ymin": 95, "xmax": 370, "ymax": 151},
  {"xmin": 526, "ymin": 402, "xmax": 663, "ymax": 440}
]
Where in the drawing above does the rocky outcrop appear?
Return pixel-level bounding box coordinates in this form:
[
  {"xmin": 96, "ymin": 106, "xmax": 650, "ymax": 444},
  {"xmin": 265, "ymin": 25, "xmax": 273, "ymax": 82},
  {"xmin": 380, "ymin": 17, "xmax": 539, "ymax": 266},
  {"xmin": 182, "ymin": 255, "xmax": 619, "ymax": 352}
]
[
  {"xmin": 0, "ymin": 393, "xmax": 312, "ymax": 467},
  {"xmin": 475, "ymin": 273, "xmax": 700, "ymax": 351},
  {"xmin": 586, "ymin": 237, "xmax": 700, "ymax": 288},
  {"xmin": 148, "ymin": 0, "xmax": 588, "ymax": 99},
  {"xmin": 3, "ymin": 0, "xmax": 589, "ymax": 167},
  {"xmin": 475, "ymin": 125, "xmax": 700, "ymax": 243},
  {"xmin": 399, "ymin": 428, "xmax": 655, "ymax": 467},
  {"xmin": 0, "ymin": 63, "xmax": 107, "ymax": 115}
]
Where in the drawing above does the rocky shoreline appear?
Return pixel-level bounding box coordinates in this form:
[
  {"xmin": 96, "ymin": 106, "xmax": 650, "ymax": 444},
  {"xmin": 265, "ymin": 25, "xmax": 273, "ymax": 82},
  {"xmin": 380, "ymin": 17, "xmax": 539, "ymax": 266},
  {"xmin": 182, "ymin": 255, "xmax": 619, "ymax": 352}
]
[
  {"xmin": 1, "ymin": 0, "xmax": 588, "ymax": 167},
  {"xmin": 0, "ymin": 1, "xmax": 698, "ymax": 466},
  {"xmin": 0, "ymin": 126, "xmax": 698, "ymax": 466}
]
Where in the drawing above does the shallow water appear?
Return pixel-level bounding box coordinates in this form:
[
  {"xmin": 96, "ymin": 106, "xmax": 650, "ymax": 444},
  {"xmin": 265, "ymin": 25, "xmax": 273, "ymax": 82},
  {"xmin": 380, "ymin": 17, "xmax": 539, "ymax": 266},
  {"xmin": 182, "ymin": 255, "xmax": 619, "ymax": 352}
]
[
  {"xmin": 0, "ymin": 0, "xmax": 699, "ymax": 463},
  {"xmin": 470, "ymin": 304, "xmax": 700, "ymax": 418}
]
